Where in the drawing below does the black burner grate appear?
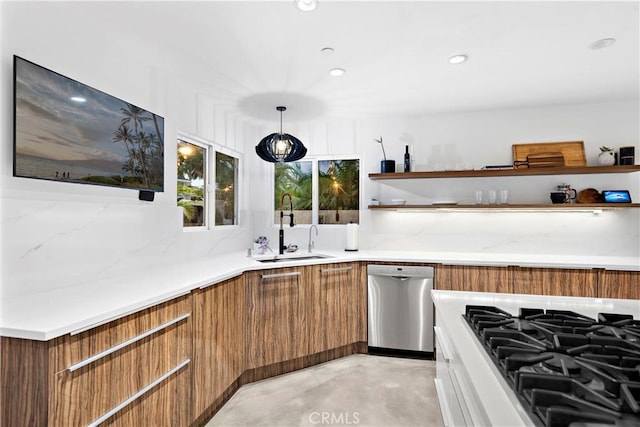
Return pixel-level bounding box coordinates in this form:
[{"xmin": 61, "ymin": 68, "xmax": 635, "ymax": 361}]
[{"xmin": 463, "ymin": 305, "xmax": 640, "ymax": 427}]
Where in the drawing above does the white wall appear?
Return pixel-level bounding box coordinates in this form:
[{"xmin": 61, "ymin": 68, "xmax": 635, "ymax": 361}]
[
  {"xmin": 249, "ymin": 101, "xmax": 639, "ymax": 258},
  {"xmin": 0, "ymin": 3, "xmax": 256, "ymax": 293},
  {"xmin": 355, "ymin": 102, "xmax": 639, "ymax": 256}
]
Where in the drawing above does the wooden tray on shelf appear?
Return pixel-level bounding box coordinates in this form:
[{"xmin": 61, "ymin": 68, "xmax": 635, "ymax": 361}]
[{"xmin": 512, "ymin": 141, "xmax": 586, "ymax": 169}]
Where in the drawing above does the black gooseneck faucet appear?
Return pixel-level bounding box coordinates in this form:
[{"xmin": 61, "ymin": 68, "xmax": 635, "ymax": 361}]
[{"xmin": 279, "ymin": 192, "xmax": 294, "ymax": 254}]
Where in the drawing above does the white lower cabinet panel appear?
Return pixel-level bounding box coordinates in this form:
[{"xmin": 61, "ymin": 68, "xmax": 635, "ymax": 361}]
[
  {"xmin": 434, "ymin": 325, "xmax": 490, "ymax": 427},
  {"xmin": 434, "ymin": 328, "xmax": 467, "ymax": 426}
]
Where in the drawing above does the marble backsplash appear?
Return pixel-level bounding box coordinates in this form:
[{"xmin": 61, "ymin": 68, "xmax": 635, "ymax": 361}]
[
  {"xmin": 360, "ymin": 209, "xmax": 639, "ymax": 257},
  {"xmin": 1, "ymin": 194, "xmax": 251, "ymax": 298},
  {"xmin": 3, "ymin": 193, "xmax": 639, "ymax": 300}
]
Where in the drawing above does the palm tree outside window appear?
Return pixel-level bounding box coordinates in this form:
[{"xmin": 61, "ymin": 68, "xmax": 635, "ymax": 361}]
[{"xmin": 273, "ymin": 158, "xmax": 359, "ymax": 225}]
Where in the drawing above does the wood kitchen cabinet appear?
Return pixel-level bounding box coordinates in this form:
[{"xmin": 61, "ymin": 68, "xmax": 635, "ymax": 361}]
[
  {"xmin": 512, "ymin": 267, "xmax": 598, "ymax": 297},
  {"xmin": 2, "ymin": 295, "xmax": 192, "ymax": 427},
  {"xmin": 436, "ymin": 264, "xmax": 512, "ymax": 293},
  {"xmin": 597, "ymin": 270, "xmax": 640, "ymax": 299},
  {"xmin": 309, "ymin": 262, "xmax": 367, "ymax": 353},
  {"xmin": 192, "ymin": 275, "xmax": 246, "ymax": 423},
  {"xmin": 245, "ymin": 266, "xmax": 312, "ymax": 369}
]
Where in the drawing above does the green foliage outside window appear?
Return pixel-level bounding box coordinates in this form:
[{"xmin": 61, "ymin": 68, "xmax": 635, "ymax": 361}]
[
  {"xmin": 319, "ymin": 160, "xmax": 359, "ymax": 224},
  {"xmin": 177, "ymin": 141, "xmax": 206, "ymax": 227},
  {"xmin": 215, "ymin": 152, "xmax": 237, "ymax": 226},
  {"xmin": 273, "ymin": 159, "xmax": 359, "ymax": 225},
  {"xmin": 274, "ymin": 161, "xmax": 313, "ymax": 210}
]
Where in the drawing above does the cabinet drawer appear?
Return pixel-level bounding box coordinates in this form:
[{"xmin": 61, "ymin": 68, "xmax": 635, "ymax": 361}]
[
  {"xmin": 598, "ymin": 270, "xmax": 640, "ymax": 299},
  {"xmin": 50, "ymin": 296, "xmax": 192, "ymax": 426},
  {"xmin": 87, "ymin": 358, "xmax": 191, "ymax": 427},
  {"xmin": 437, "ymin": 265, "xmax": 512, "ymax": 293},
  {"xmin": 512, "ymin": 267, "xmax": 597, "ymax": 296},
  {"xmin": 52, "ymin": 296, "xmax": 191, "ymax": 371}
]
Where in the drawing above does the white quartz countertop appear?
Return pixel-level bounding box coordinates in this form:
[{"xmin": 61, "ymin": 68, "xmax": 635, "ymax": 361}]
[{"xmin": 1, "ymin": 250, "xmax": 638, "ymax": 340}]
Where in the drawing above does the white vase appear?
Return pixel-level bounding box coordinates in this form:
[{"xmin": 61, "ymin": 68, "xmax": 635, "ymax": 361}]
[{"xmin": 598, "ymin": 151, "xmax": 615, "ymax": 166}]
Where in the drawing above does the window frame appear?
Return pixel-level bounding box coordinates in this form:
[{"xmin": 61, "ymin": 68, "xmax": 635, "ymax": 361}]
[
  {"xmin": 271, "ymin": 154, "xmax": 361, "ymax": 227},
  {"xmin": 213, "ymin": 147, "xmax": 241, "ymax": 228},
  {"xmin": 178, "ymin": 132, "xmax": 241, "ymax": 231},
  {"xmin": 178, "ymin": 137, "xmax": 209, "ymax": 232}
]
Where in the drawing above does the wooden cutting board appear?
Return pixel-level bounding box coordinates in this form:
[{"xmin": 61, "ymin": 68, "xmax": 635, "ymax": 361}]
[
  {"xmin": 526, "ymin": 152, "xmax": 565, "ymax": 168},
  {"xmin": 512, "ymin": 141, "xmax": 586, "ymax": 169}
]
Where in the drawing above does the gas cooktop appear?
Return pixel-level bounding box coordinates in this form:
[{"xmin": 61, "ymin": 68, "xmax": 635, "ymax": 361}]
[{"xmin": 463, "ymin": 305, "xmax": 640, "ymax": 427}]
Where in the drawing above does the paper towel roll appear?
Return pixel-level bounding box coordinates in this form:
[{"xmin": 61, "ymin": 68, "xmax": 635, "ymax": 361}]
[{"xmin": 345, "ymin": 222, "xmax": 358, "ymax": 251}]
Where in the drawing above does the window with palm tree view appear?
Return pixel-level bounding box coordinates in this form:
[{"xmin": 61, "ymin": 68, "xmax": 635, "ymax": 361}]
[
  {"xmin": 274, "ymin": 159, "xmax": 359, "ymax": 225},
  {"xmin": 215, "ymin": 152, "xmax": 237, "ymax": 226},
  {"xmin": 178, "ymin": 140, "xmax": 206, "ymax": 227}
]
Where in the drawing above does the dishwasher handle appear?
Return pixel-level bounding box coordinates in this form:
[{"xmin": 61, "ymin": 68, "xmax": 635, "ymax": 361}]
[{"xmin": 391, "ymin": 275, "xmax": 411, "ymax": 280}]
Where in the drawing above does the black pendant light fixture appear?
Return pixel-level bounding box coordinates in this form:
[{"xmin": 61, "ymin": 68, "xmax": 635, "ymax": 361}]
[{"xmin": 255, "ymin": 106, "xmax": 307, "ymax": 163}]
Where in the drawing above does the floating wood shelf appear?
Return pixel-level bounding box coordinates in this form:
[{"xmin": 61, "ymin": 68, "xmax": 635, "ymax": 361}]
[{"xmin": 368, "ymin": 165, "xmax": 640, "ymax": 180}]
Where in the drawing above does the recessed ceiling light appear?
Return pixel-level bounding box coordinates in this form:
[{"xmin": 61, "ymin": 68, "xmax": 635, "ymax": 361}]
[
  {"xmin": 448, "ymin": 54, "xmax": 468, "ymax": 65},
  {"xmin": 329, "ymin": 68, "xmax": 345, "ymax": 77},
  {"xmin": 321, "ymin": 47, "xmax": 334, "ymax": 55},
  {"xmin": 294, "ymin": 0, "xmax": 318, "ymax": 12},
  {"xmin": 70, "ymin": 96, "xmax": 86, "ymax": 103},
  {"xmin": 589, "ymin": 38, "xmax": 615, "ymax": 50}
]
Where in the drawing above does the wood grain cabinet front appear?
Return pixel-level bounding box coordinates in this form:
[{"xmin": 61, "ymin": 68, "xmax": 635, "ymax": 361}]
[
  {"xmin": 245, "ymin": 266, "xmax": 312, "ymax": 369},
  {"xmin": 192, "ymin": 275, "xmax": 246, "ymax": 421},
  {"xmin": 436, "ymin": 264, "xmax": 512, "ymax": 293},
  {"xmin": 309, "ymin": 262, "xmax": 367, "ymax": 353},
  {"xmin": 2, "ymin": 295, "xmax": 193, "ymax": 427},
  {"xmin": 597, "ymin": 270, "xmax": 640, "ymax": 299},
  {"xmin": 512, "ymin": 267, "xmax": 598, "ymax": 297}
]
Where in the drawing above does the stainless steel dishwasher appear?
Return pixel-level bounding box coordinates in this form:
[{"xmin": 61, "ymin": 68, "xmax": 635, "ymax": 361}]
[{"xmin": 367, "ymin": 264, "xmax": 434, "ymax": 354}]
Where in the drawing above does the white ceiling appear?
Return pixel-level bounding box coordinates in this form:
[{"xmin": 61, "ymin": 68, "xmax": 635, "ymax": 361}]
[{"xmin": 58, "ymin": 1, "xmax": 640, "ymax": 124}]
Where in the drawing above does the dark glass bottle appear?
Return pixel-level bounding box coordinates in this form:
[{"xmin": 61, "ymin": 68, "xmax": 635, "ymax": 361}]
[{"xmin": 404, "ymin": 145, "xmax": 411, "ymax": 172}]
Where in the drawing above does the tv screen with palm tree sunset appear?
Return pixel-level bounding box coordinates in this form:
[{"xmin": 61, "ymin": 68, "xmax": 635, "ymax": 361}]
[{"xmin": 13, "ymin": 56, "xmax": 164, "ymax": 191}]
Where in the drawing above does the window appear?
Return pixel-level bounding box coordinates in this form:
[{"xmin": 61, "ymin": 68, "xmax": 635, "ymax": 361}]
[
  {"xmin": 318, "ymin": 159, "xmax": 360, "ymax": 224},
  {"xmin": 178, "ymin": 136, "xmax": 240, "ymax": 229},
  {"xmin": 178, "ymin": 140, "xmax": 207, "ymax": 228},
  {"xmin": 274, "ymin": 161, "xmax": 312, "ymax": 224},
  {"xmin": 215, "ymin": 152, "xmax": 238, "ymax": 226},
  {"xmin": 274, "ymin": 158, "xmax": 359, "ymax": 225}
]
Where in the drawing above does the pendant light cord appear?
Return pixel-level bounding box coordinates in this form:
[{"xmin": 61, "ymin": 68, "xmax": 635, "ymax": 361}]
[{"xmin": 277, "ymin": 106, "xmax": 286, "ymax": 136}]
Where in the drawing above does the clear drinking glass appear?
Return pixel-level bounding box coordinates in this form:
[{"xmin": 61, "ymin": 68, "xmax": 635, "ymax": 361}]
[
  {"xmin": 488, "ymin": 190, "xmax": 497, "ymax": 204},
  {"xmin": 499, "ymin": 189, "xmax": 509, "ymax": 205},
  {"xmin": 475, "ymin": 190, "xmax": 484, "ymax": 205}
]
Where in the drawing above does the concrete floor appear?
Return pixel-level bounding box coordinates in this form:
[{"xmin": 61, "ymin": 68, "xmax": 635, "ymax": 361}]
[{"xmin": 206, "ymin": 354, "xmax": 444, "ymax": 427}]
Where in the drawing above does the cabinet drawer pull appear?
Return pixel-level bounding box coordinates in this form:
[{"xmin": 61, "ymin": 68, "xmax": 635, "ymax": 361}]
[
  {"xmin": 261, "ymin": 272, "xmax": 301, "ymax": 280},
  {"xmin": 87, "ymin": 358, "xmax": 190, "ymax": 427},
  {"xmin": 66, "ymin": 313, "xmax": 191, "ymax": 372},
  {"xmin": 320, "ymin": 266, "xmax": 353, "ymax": 273}
]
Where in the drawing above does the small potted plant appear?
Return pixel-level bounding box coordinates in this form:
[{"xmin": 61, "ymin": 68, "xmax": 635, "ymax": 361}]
[
  {"xmin": 598, "ymin": 146, "xmax": 615, "ymax": 166},
  {"xmin": 375, "ymin": 137, "xmax": 395, "ymax": 173}
]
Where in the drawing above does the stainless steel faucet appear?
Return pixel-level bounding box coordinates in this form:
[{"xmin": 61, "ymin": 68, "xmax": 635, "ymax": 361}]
[
  {"xmin": 279, "ymin": 193, "xmax": 294, "ymax": 254},
  {"xmin": 308, "ymin": 225, "xmax": 318, "ymax": 253}
]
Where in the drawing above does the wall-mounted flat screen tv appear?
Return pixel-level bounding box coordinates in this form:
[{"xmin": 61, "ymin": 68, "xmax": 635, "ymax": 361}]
[{"xmin": 13, "ymin": 55, "xmax": 164, "ymax": 191}]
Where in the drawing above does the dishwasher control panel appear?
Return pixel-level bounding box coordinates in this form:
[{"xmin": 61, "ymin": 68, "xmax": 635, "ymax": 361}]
[{"xmin": 367, "ymin": 264, "xmax": 434, "ymax": 278}]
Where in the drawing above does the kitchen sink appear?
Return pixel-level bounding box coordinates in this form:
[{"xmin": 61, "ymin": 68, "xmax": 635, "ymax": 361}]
[{"xmin": 254, "ymin": 254, "xmax": 334, "ymax": 263}]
